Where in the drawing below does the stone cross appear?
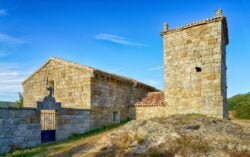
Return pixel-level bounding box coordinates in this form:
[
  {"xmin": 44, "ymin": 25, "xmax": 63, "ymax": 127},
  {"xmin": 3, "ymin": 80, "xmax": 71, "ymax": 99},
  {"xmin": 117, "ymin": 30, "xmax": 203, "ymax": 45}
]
[
  {"xmin": 47, "ymin": 87, "xmax": 54, "ymax": 97},
  {"xmin": 216, "ymin": 9, "xmax": 222, "ymax": 17},
  {"xmin": 163, "ymin": 22, "xmax": 169, "ymax": 31}
]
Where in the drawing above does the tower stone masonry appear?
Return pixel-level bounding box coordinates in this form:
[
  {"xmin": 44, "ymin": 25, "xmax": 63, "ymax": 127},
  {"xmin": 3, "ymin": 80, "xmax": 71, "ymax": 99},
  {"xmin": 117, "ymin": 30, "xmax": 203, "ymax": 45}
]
[{"xmin": 161, "ymin": 10, "xmax": 229, "ymax": 118}]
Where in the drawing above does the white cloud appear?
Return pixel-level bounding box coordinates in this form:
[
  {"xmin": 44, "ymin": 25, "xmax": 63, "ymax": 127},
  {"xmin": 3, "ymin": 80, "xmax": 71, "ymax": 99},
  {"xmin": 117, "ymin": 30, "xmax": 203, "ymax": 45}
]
[
  {"xmin": 95, "ymin": 33, "xmax": 145, "ymax": 47},
  {"xmin": 0, "ymin": 63, "xmax": 31, "ymax": 101},
  {"xmin": 148, "ymin": 66, "xmax": 163, "ymax": 71},
  {"xmin": 0, "ymin": 71, "xmax": 19, "ymax": 77},
  {"xmin": 0, "ymin": 33, "xmax": 26, "ymax": 46},
  {"xmin": 0, "ymin": 62, "xmax": 20, "ymax": 70},
  {"xmin": 0, "ymin": 9, "xmax": 7, "ymax": 16},
  {"xmin": 0, "ymin": 33, "xmax": 26, "ymax": 57}
]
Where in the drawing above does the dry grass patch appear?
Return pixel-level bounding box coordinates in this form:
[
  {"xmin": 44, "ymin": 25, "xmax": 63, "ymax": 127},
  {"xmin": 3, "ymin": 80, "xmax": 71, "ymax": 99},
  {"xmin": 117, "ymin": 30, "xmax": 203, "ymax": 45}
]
[{"xmin": 176, "ymin": 136, "xmax": 210, "ymax": 153}]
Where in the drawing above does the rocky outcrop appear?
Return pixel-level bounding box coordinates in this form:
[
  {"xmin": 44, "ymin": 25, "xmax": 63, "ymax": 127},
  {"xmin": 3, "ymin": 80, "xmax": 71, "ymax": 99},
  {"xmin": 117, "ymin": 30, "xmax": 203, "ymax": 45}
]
[{"xmin": 86, "ymin": 115, "xmax": 250, "ymax": 157}]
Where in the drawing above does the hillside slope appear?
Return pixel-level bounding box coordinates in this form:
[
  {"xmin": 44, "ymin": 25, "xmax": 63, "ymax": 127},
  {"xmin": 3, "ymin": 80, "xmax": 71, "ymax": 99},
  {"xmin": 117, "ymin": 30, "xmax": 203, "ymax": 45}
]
[
  {"xmin": 228, "ymin": 92, "xmax": 250, "ymax": 119},
  {"xmin": 5, "ymin": 115, "xmax": 250, "ymax": 157},
  {"xmin": 85, "ymin": 115, "xmax": 250, "ymax": 157}
]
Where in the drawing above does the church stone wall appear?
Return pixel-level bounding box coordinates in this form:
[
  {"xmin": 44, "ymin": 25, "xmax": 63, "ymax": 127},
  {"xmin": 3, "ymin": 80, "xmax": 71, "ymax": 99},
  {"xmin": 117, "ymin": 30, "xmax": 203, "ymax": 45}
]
[
  {"xmin": 90, "ymin": 76, "xmax": 155, "ymax": 129},
  {"xmin": 22, "ymin": 58, "xmax": 157, "ymax": 129},
  {"xmin": 56, "ymin": 108, "xmax": 91, "ymax": 141},
  {"xmin": 129, "ymin": 106, "xmax": 166, "ymax": 120},
  {"xmin": 162, "ymin": 16, "xmax": 228, "ymax": 118},
  {"xmin": 23, "ymin": 60, "xmax": 93, "ymax": 109},
  {"xmin": 128, "ymin": 92, "xmax": 165, "ymax": 120}
]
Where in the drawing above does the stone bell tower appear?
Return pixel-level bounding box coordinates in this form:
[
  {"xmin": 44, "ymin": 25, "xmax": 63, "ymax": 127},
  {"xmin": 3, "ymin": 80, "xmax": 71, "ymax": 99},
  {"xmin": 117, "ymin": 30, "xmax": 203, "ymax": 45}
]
[{"xmin": 161, "ymin": 9, "xmax": 229, "ymax": 118}]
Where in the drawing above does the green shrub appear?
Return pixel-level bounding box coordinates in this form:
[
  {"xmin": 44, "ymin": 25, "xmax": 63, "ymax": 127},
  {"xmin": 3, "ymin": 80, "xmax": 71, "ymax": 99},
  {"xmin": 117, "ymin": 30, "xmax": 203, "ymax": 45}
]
[{"xmin": 228, "ymin": 92, "xmax": 250, "ymax": 119}]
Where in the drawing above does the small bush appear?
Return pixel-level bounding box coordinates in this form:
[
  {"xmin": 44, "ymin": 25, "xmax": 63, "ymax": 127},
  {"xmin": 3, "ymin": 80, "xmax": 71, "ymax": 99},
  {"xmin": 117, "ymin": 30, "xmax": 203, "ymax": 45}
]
[
  {"xmin": 135, "ymin": 135, "xmax": 145, "ymax": 144},
  {"xmin": 176, "ymin": 136, "xmax": 210, "ymax": 153}
]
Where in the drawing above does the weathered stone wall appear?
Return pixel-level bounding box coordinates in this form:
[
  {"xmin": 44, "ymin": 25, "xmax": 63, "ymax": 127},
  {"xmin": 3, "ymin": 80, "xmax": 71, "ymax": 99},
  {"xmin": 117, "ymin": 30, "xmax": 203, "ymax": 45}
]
[
  {"xmin": 23, "ymin": 59, "xmax": 93, "ymax": 109},
  {"xmin": 0, "ymin": 107, "xmax": 41, "ymax": 153},
  {"xmin": 0, "ymin": 107, "xmax": 91, "ymax": 154},
  {"xmin": 22, "ymin": 57, "xmax": 157, "ymax": 130},
  {"xmin": 162, "ymin": 16, "xmax": 228, "ymax": 118},
  {"xmin": 56, "ymin": 108, "xmax": 91, "ymax": 141},
  {"xmin": 129, "ymin": 92, "xmax": 165, "ymax": 120},
  {"xmin": 129, "ymin": 106, "xmax": 166, "ymax": 120},
  {"xmin": 90, "ymin": 76, "xmax": 155, "ymax": 128}
]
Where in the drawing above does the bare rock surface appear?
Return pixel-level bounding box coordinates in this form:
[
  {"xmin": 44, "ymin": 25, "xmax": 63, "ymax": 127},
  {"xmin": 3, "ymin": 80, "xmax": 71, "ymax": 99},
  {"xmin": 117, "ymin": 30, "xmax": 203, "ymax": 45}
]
[{"xmin": 82, "ymin": 115, "xmax": 250, "ymax": 157}]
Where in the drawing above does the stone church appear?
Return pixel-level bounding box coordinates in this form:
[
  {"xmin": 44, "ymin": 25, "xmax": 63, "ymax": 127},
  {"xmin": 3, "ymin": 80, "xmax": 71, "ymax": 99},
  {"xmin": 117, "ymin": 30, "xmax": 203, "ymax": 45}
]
[
  {"xmin": 0, "ymin": 10, "xmax": 229, "ymax": 153},
  {"xmin": 22, "ymin": 57, "xmax": 158, "ymax": 128},
  {"xmin": 22, "ymin": 10, "xmax": 229, "ymax": 122}
]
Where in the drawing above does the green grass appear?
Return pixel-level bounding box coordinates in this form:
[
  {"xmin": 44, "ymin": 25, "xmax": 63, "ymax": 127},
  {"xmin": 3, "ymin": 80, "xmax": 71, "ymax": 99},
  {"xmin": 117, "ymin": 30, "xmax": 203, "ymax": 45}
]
[
  {"xmin": 3, "ymin": 119, "xmax": 130, "ymax": 157},
  {"xmin": 0, "ymin": 101, "xmax": 16, "ymax": 107},
  {"xmin": 228, "ymin": 92, "xmax": 250, "ymax": 120}
]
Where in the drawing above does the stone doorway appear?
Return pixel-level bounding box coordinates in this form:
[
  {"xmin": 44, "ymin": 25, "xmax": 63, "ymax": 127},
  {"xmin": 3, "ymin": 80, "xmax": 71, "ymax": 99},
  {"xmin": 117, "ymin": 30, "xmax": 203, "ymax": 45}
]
[
  {"xmin": 40, "ymin": 110, "xmax": 56, "ymax": 143},
  {"xmin": 113, "ymin": 111, "xmax": 120, "ymax": 123}
]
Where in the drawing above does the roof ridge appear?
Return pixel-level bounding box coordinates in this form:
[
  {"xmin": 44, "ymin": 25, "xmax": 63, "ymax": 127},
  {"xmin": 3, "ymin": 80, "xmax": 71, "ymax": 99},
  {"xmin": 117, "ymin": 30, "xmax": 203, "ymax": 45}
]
[
  {"xmin": 161, "ymin": 16, "xmax": 225, "ymax": 35},
  {"xmin": 23, "ymin": 57, "xmax": 159, "ymax": 91},
  {"xmin": 50, "ymin": 57, "xmax": 95, "ymax": 71},
  {"xmin": 22, "ymin": 57, "xmax": 95, "ymax": 85},
  {"xmin": 50, "ymin": 57, "xmax": 157, "ymax": 89}
]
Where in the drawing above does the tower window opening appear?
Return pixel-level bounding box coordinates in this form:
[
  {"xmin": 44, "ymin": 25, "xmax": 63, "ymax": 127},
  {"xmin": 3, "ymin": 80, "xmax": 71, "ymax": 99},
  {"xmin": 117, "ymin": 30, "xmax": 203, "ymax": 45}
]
[{"xmin": 195, "ymin": 67, "xmax": 202, "ymax": 72}]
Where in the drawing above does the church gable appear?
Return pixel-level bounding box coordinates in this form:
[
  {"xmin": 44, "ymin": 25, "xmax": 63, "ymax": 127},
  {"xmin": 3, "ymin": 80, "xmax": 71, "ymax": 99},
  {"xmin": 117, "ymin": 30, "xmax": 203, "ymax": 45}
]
[{"xmin": 23, "ymin": 58, "xmax": 93, "ymax": 109}]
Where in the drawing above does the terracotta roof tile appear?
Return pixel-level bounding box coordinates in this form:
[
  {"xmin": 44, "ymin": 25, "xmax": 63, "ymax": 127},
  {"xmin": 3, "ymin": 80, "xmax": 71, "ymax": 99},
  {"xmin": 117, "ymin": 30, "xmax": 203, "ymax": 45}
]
[{"xmin": 132, "ymin": 92, "xmax": 165, "ymax": 107}]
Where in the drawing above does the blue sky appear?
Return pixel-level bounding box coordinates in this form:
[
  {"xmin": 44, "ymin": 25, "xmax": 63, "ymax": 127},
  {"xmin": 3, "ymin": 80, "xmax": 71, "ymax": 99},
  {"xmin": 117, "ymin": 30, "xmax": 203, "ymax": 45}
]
[{"xmin": 0, "ymin": 0, "xmax": 249, "ymax": 101}]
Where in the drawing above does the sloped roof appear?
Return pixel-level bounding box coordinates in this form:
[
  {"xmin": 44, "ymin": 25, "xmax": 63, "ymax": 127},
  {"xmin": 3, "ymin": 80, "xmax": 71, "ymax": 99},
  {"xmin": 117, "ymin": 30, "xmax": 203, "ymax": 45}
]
[
  {"xmin": 161, "ymin": 16, "xmax": 229, "ymax": 45},
  {"xmin": 131, "ymin": 92, "xmax": 165, "ymax": 107},
  {"xmin": 22, "ymin": 57, "xmax": 158, "ymax": 91}
]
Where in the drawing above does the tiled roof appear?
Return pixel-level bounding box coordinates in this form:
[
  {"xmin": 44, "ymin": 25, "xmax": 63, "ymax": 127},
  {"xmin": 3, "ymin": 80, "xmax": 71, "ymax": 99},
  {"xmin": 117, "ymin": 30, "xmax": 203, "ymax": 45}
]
[{"xmin": 132, "ymin": 92, "xmax": 165, "ymax": 107}]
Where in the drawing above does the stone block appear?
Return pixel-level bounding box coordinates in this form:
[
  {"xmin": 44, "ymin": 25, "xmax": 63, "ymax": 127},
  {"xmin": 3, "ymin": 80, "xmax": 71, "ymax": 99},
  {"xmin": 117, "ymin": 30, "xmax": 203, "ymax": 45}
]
[
  {"xmin": 1, "ymin": 146, "xmax": 10, "ymax": 154},
  {"xmin": 0, "ymin": 109, "xmax": 9, "ymax": 118},
  {"xmin": 0, "ymin": 138, "xmax": 9, "ymax": 146}
]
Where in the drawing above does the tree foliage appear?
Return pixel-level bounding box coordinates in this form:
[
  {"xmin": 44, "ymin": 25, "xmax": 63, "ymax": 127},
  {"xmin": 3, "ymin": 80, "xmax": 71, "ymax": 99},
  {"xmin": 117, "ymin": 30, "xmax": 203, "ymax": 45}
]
[{"xmin": 15, "ymin": 92, "xmax": 23, "ymax": 107}]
